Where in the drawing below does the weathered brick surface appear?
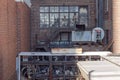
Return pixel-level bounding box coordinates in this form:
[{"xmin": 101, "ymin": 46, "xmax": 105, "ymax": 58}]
[
  {"xmin": 17, "ymin": 2, "xmax": 30, "ymax": 52},
  {"xmin": 0, "ymin": 0, "xmax": 30, "ymax": 80},
  {"xmin": 0, "ymin": 0, "xmax": 17, "ymax": 80},
  {"xmin": 0, "ymin": 44, "xmax": 2, "ymax": 80},
  {"xmin": 113, "ymin": 0, "xmax": 120, "ymax": 54}
]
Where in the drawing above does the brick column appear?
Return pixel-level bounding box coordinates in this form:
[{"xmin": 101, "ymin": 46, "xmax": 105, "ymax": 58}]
[{"xmin": 113, "ymin": 0, "xmax": 120, "ymax": 54}]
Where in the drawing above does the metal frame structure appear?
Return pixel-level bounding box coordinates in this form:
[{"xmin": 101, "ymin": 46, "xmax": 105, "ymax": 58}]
[{"xmin": 18, "ymin": 51, "xmax": 111, "ymax": 80}]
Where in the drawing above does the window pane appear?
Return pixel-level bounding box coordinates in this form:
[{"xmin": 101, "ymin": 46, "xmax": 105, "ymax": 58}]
[
  {"xmin": 50, "ymin": 13, "xmax": 59, "ymax": 27},
  {"xmin": 60, "ymin": 13, "xmax": 69, "ymax": 27},
  {"xmin": 40, "ymin": 7, "xmax": 49, "ymax": 12},
  {"xmin": 40, "ymin": 14, "xmax": 44, "ymax": 23},
  {"xmin": 70, "ymin": 6, "xmax": 78, "ymax": 12},
  {"xmin": 60, "ymin": 6, "xmax": 68, "ymax": 12},
  {"xmin": 40, "ymin": 7, "xmax": 44, "ymax": 12},
  {"xmin": 50, "ymin": 7, "xmax": 59, "ymax": 12},
  {"xmin": 79, "ymin": 7, "xmax": 88, "ymax": 27},
  {"xmin": 44, "ymin": 13, "xmax": 49, "ymax": 27},
  {"xmin": 40, "ymin": 13, "xmax": 49, "ymax": 28},
  {"xmin": 70, "ymin": 13, "xmax": 78, "ymax": 27}
]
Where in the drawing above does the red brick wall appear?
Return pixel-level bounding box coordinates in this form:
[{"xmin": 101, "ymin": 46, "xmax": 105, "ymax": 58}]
[
  {"xmin": 17, "ymin": 2, "xmax": 30, "ymax": 52},
  {"xmin": 0, "ymin": 44, "xmax": 2, "ymax": 80},
  {"xmin": 0, "ymin": 0, "xmax": 30, "ymax": 80},
  {"xmin": 0, "ymin": 0, "xmax": 17, "ymax": 80}
]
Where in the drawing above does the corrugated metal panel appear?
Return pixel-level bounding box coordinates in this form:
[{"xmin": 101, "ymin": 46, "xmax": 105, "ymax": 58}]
[{"xmin": 72, "ymin": 31, "xmax": 92, "ymax": 41}]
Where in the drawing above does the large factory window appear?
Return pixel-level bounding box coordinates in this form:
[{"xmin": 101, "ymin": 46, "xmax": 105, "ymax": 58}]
[{"xmin": 40, "ymin": 6, "xmax": 88, "ymax": 28}]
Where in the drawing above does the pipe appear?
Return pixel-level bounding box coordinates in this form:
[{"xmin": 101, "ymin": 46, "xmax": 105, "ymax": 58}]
[
  {"xmin": 96, "ymin": 0, "xmax": 98, "ymax": 27},
  {"xmin": 95, "ymin": 0, "xmax": 104, "ymax": 27},
  {"xmin": 98, "ymin": 0, "xmax": 104, "ymax": 28},
  {"xmin": 106, "ymin": 0, "xmax": 108, "ymax": 11}
]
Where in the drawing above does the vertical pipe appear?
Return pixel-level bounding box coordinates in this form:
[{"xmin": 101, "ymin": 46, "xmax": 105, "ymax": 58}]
[
  {"xmin": 18, "ymin": 55, "xmax": 21, "ymax": 80},
  {"xmin": 98, "ymin": 0, "xmax": 104, "ymax": 27},
  {"xmin": 113, "ymin": 0, "xmax": 120, "ymax": 54},
  {"xmin": 96, "ymin": 0, "xmax": 99, "ymax": 27},
  {"xmin": 106, "ymin": 0, "xmax": 108, "ymax": 11}
]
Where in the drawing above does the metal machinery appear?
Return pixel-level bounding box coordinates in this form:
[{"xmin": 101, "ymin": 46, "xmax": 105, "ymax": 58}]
[{"xmin": 18, "ymin": 51, "xmax": 111, "ymax": 80}]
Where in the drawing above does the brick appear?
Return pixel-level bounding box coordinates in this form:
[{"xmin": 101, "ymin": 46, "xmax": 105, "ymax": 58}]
[
  {"xmin": 0, "ymin": 0, "xmax": 30, "ymax": 80},
  {"xmin": 113, "ymin": 0, "xmax": 120, "ymax": 54},
  {"xmin": 17, "ymin": 2, "xmax": 30, "ymax": 52}
]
